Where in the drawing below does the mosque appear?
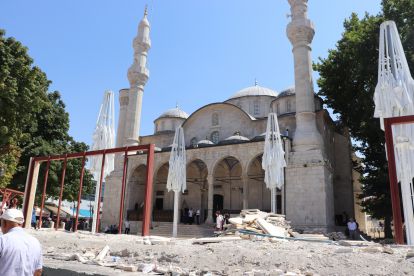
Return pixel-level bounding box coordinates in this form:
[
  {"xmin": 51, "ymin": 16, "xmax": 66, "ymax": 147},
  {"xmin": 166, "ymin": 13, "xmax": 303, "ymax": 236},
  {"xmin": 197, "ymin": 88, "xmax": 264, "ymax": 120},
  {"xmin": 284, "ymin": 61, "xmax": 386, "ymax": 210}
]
[{"xmin": 102, "ymin": 1, "xmax": 356, "ymax": 233}]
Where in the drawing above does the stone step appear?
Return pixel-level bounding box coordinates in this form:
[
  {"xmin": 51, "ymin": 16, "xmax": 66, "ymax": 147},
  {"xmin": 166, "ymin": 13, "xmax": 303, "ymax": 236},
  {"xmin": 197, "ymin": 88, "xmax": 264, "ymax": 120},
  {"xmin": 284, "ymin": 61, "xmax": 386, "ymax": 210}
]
[{"xmin": 129, "ymin": 221, "xmax": 214, "ymax": 238}]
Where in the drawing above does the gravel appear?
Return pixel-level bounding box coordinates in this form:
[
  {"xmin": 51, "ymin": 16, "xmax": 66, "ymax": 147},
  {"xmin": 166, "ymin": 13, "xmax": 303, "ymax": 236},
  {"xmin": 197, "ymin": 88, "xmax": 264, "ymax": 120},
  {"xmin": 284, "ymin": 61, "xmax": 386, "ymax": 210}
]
[{"xmin": 29, "ymin": 229, "xmax": 414, "ymax": 276}]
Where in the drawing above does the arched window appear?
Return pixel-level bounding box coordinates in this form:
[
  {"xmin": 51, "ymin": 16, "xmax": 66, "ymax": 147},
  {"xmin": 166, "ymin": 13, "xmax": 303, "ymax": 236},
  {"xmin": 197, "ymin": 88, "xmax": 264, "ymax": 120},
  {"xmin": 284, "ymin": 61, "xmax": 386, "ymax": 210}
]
[
  {"xmin": 211, "ymin": 131, "xmax": 220, "ymax": 144},
  {"xmin": 212, "ymin": 113, "xmax": 219, "ymax": 126},
  {"xmin": 276, "ymin": 103, "xmax": 280, "ymax": 115},
  {"xmin": 191, "ymin": 137, "xmax": 197, "ymax": 147},
  {"xmin": 253, "ymin": 100, "xmax": 260, "ymax": 115},
  {"xmin": 286, "ymin": 100, "xmax": 291, "ymax": 113}
]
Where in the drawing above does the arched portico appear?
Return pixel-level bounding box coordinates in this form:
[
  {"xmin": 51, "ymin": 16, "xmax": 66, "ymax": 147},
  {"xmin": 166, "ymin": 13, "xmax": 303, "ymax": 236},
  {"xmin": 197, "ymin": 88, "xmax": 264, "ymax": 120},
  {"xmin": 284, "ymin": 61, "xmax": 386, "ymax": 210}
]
[
  {"xmin": 212, "ymin": 156, "xmax": 243, "ymax": 213},
  {"xmin": 247, "ymin": 154, "xmax": 282, "ymax": 213},
  {"xmin": 125, "ymin": 165, "xmax": 147, "ymax": 220},
  {"xmin": 185, "ymin": 159, "xmax": 208, "ymax": 222}
]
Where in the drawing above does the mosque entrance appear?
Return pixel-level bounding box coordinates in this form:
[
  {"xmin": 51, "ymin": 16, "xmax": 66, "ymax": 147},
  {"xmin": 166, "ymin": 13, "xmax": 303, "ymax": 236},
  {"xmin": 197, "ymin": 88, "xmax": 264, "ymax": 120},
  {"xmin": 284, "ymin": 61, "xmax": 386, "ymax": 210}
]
[{"xmin": 213, "ymin": 194, "xmax": 224, "ymax": 214}]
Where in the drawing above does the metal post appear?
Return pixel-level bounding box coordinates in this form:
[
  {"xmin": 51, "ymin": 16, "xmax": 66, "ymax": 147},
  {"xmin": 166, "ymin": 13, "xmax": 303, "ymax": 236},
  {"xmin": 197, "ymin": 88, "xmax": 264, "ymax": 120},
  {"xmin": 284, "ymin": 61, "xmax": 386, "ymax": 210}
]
[
  {"xmin": 142, "ymin": 144, "xmax": 155, "ymax": 236},
  {"xmin": 56, "ymin": 155, "xmax": 68, "ymax": 230},
  {"xmin": 74, "ymin": 153, "xmax": 86, "ymax": 232},
  {"xmin": 39, "ymin": 158, "xmax": 51, "ymax": 228},
  {"xmin": 384, "ymin": 118, "xmax": 404, "ymax": 244},
  {"xmin": 22, "ymin": 158, "xmax": 36, "ymax": 227},
  {"xmin": 118, "ymin": 148, "xmax": 129, "ymax": 234},
  {"xmin": 95, "ymin": 152, "xmax": 106, "ymax": 233}
]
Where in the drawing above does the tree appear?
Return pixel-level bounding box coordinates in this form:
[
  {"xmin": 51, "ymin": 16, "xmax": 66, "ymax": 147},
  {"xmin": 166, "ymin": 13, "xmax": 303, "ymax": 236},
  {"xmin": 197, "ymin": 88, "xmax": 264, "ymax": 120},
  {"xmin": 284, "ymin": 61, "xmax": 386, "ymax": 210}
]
[
  {"xmin": 0, "ymin": 30, "xmax": 95, "ymax": 202},
  {"xmin": 314, "ymin": 0, "xmax": 414, "ymax": 238}
]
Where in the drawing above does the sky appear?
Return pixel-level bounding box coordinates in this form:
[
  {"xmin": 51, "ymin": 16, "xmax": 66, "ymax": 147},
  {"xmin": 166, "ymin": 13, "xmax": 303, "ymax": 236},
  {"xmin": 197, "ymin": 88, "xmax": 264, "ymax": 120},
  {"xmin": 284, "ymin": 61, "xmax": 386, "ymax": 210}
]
[{"xmin": 0, "ymin": 1, "xmax": 381, "ymax": 146}]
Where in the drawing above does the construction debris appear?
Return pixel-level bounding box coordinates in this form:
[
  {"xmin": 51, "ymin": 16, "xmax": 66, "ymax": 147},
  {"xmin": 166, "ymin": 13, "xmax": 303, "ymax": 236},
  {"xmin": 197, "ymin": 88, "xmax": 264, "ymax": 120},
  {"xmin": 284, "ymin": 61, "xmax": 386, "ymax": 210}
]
[{"xmin": 32, "ymin": 228, "xmax": 414, "ymax": 275}]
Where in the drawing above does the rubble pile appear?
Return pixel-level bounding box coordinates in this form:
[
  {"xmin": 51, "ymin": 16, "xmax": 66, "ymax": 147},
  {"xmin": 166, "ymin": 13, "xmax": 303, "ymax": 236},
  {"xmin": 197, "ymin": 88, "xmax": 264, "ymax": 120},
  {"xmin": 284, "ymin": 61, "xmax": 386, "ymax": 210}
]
[
  {"xmin": 218, "ymin": 209, "xmax": 334, "ymax": 243},
  {"xmin": 225, "ymin": 209, "xmax": 290, "ymax": 237}
]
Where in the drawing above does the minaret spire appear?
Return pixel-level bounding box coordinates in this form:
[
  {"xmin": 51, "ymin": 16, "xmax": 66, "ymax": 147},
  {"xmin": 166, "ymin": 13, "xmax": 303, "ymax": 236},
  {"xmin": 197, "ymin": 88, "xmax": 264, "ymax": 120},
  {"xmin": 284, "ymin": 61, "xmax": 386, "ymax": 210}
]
[
  {"xmin": 123, "ymin": 6, "xmax": 151, "ymax": 146},
  {"xmin": 286, "ymin": 0, "xmax": 322, "ymax": 151}
]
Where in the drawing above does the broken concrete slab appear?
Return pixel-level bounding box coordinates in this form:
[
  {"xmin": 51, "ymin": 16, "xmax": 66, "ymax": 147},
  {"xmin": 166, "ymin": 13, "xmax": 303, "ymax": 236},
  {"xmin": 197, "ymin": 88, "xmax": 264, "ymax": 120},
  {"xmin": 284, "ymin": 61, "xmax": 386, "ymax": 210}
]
[
  {"xmin": 95, "ymin": 245, "xmax": 110, "ymax": 261},
  {"xmin": 192, "ymin": 236, "xmax": 242, "ymax": 244},
  {"xmin": 256, "ymin": 218, "xmax": 286, "ymax": 237}
]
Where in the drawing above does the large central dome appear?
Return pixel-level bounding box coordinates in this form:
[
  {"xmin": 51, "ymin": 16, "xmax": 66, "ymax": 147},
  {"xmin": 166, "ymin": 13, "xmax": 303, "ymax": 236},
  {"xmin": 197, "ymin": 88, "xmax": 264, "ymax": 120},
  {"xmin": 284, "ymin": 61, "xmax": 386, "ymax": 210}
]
[{"xmin": 228, "ymin": 85, "xmax": 277, "ymax": 100}]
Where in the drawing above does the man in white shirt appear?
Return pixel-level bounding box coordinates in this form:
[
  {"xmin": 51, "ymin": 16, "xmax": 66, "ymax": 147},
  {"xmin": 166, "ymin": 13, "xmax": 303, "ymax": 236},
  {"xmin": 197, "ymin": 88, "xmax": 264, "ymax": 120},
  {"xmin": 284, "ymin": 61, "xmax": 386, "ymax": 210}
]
[
  {"xmin": 0, "ymin": 208, "xmax": 43, "ymax": 276},
  {"xmin": 347, "ymin": 218, "xmax": 358, "ymax": 240},
  {"xmin": 124, "ymin": 219, "xmax": 130, "ymax": 234}
]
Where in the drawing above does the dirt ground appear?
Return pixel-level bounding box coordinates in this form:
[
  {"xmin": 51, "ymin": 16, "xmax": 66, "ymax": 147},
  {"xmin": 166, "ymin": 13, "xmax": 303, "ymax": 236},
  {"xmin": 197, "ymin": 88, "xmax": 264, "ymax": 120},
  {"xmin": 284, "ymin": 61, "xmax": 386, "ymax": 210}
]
[{"xmin": 29, "ymin": 229, "xmax": 414, "ymax": 276}]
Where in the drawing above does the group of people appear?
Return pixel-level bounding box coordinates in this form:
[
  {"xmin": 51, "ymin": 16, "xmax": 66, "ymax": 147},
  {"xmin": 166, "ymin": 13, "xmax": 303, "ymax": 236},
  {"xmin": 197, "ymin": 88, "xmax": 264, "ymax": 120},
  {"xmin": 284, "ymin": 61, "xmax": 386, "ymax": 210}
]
[
  {"xmin": 0, "ymin": 208, "xmax": 43, "ymax": 275},
  {"xmin": 215, "ymin": 210, "xmax": 230, "ymax": 231},
  {"xmin": 182, "ymin": 208, "xmax": 201, "ymax": 225}
]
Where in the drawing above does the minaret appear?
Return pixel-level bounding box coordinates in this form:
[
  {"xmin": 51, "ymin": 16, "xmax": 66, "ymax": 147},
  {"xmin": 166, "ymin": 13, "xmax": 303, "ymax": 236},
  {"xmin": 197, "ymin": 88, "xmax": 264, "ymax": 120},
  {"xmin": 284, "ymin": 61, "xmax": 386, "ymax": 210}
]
[
  {"xmin": 284, "ymin": 0, "xmax": 334, "ymax": 233},
  {"xmin": 124, "ymin": 6, "xmax": 151, "ymax": 146},
  {"xmin": 286, "ymin": 0, "xmax": 322, "ymax": 151}
]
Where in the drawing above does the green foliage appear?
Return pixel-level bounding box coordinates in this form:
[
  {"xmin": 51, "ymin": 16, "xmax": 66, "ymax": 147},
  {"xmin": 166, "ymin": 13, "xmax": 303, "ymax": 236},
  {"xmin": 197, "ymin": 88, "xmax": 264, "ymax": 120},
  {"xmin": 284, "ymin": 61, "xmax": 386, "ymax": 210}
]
[
  {"xmin": 0, "ymin": 30, "xmax": 95, "ymax": 201},
  {"xmin": 314, "ymin": 0, "xmax": 414, "ymax": 238}
]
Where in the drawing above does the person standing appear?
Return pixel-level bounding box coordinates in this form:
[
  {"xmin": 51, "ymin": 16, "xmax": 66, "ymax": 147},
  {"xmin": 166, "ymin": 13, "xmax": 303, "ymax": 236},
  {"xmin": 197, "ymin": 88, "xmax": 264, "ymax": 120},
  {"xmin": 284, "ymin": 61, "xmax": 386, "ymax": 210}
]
[
  {"xmin": 188, "ymin": 208, "xmax": 194, "ymax": 225},
  {"xmin": 195, "ymin": 209, "xmax": 200, "ymax": 225},
  {"xmin": 31, "ymin": 206, "xmax": 37, "ymax": 229},
  {"xmin": 124, "ymin": 219, "xmax": 130, "ymax": 234},
  {"xmin": 0, "ymin": 208, "xmax": 43, "ymax": 276},
  {"xmin": 215, "ymin": 211, "xmax": 223, "ymax": 231},
  {"xmin": 347, "ymin": 218, "xmax": 358, "ymax": 240}
]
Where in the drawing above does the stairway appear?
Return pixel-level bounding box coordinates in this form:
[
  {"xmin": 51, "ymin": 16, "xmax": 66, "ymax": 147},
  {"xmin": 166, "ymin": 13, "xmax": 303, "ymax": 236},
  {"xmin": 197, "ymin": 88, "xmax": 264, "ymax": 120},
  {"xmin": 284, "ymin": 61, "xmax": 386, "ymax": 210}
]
[{"xmin": 130, "ymin": 221, "xmax": 214, "ymax": 238}]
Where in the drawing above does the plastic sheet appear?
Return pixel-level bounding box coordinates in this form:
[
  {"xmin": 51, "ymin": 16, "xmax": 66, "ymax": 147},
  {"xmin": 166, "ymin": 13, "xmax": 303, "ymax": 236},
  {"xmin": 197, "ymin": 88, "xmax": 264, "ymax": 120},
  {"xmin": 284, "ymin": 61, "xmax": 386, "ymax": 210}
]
[{"xmin": 374, "ymin": 21, "xmax": 414, "ymax": 244}]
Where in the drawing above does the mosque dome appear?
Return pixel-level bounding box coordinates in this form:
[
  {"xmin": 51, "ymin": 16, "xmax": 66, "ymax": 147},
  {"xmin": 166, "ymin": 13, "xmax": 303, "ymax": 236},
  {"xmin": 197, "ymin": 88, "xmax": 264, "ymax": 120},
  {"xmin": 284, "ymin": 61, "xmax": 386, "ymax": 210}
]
[
  {"xmin": 228, "ymin": 85, "xmax": 278, "ymax": 100},
  {"xmin": 156, "ymin": 107, "xmax": 189, "ymax": 121},
  {"xmin": 198, "ymin": 139, "xmax": 214, "ymax": 145},
  {"xmin": 278, "ymin": 86, "xmax": 295, "ymax": 97},
  {"xmin": 219, "ymin": 134, "xmax": 250, "ymax": 145}
]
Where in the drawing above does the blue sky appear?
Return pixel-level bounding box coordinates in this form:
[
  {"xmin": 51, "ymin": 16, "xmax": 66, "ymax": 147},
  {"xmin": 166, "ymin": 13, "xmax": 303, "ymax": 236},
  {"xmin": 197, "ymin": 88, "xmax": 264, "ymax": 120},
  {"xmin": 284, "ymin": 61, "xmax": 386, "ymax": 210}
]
[{"xmin": 0, "ymin": 1, "xmax": 381, "ymax": 146}]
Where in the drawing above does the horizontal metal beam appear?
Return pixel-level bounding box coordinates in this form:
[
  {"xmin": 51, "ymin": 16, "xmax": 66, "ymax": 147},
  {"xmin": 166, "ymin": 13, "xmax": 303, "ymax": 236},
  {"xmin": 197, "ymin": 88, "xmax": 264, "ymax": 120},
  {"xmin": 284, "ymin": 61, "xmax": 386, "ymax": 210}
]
[{"xmin": 33, "ymin": 145, "xmax": 153, "ymax": 162}]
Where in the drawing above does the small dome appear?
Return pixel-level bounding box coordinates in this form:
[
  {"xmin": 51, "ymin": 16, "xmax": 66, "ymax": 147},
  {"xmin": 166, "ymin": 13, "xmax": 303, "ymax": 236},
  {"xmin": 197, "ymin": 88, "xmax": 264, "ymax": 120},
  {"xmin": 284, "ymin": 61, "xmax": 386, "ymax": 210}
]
[
  {"xmin": 225, "ymin": 135, "xmax": 250, "ymax": 142},
  {"xmin": 278, "ymin": 86, "xmax": 295, "ymax": 97},
  {"xmin": 228, "ymin": 85, "xmax": 277, "ymax": 100},
  {"xmin": 156, "ymin": 107, "xmax": 189, "ymax": 121},
  {"xmin": 197, "ymin": 139, "xmax": 214, "ymax": 145}
]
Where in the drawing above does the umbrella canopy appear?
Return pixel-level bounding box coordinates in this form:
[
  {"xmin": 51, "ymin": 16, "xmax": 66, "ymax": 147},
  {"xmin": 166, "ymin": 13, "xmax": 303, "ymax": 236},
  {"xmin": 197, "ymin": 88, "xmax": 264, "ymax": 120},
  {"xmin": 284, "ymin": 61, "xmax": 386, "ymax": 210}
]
[
  {"xmin": 374, "ymin": 21, "xmax": 414, "ymax": 128},
  {"xmin": 89, "ymin": 90, "xmax": 115, "ymax": 233},
  {"xmin": 89, "ymin": 90, "xmax": 116, "ymax": 179},
  {"xmin": 374, "ymin": 21, "xmax": 414, "ymax": 245},
  {"xmin": 262, "ymin": 113, "xmax": 286, "ymax": 190},
  {"xmin": 166, "ymin": 126, "xmax": 187, "ymax": 193}
]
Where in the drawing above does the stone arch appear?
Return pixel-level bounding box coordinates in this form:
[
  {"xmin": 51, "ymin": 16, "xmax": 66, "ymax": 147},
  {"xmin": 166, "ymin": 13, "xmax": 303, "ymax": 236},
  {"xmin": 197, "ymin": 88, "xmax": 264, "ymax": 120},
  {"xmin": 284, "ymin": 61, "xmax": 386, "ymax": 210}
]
[
  {"xmin": 212, "ymin": 156, "xmax": 243, "ymax": 212},
  {"xmin": 247, "ymin": 154, "xmax": 281, "ymax": 212},
  {"xmin": 154, "ymin": 162, "xmax": 170, "ymax": 206},
  {"xmin": 125, "ymin": 164, "xmax": 147, "ymax": 220},
  {"xmin": 186, "ymin": 159, "xmax": 208, "ymax": 221}
]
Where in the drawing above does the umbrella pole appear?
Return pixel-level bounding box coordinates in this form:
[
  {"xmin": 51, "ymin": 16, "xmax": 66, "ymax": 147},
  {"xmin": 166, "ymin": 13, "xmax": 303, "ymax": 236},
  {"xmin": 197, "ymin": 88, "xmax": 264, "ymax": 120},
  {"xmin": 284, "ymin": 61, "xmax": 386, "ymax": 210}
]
[
  {"xmin": 271, "ymin": 188, "xmax": 276, "ymax": 214},
  {"xmin": 173, "ymin": 191, "xmax": 179, "ymax": 238}
]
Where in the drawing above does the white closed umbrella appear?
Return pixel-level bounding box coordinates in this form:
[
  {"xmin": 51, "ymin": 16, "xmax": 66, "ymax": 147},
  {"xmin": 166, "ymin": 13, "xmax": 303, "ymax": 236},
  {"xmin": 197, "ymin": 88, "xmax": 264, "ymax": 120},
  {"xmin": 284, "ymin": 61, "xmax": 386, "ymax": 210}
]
[
  {"xmin": 374, "ymin": 21, "xmax": 414, "ymax": 244},
  {"xmin": 262, "ymin": 113, "xmax": 286, "ymax": 213},
  {"xmin": 89, "ymin": 90, "xmax": 115, "ymax": 233},
  {"xmin": 166, "ymin": 126, "xmax": 187, "ymax": 237}
]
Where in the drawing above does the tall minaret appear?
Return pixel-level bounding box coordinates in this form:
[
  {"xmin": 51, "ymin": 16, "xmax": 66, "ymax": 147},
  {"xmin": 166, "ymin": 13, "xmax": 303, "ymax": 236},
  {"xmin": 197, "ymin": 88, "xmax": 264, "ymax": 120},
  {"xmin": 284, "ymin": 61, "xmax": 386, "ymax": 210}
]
[
  {"xmin": 123, "ymin": 6, "xmax": 151, "ymax": 146},
  {"xmin": 286, "ymin": 0, "xmax": 322, "ymax": 151}
]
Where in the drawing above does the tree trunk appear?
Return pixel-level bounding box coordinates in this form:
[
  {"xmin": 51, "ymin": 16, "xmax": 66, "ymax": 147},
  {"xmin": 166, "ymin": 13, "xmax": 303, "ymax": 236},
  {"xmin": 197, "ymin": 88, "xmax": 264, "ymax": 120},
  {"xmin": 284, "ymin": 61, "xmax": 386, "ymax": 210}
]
[{"xmin": 384, "ymin": 215, "xmax": 393, "ymax": 239}]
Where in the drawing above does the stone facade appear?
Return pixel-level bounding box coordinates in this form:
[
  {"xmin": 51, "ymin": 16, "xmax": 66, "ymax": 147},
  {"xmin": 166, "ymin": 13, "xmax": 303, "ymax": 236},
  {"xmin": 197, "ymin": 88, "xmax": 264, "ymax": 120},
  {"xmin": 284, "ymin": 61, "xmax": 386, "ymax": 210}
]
[{"xmin": 101, "ymin": 1, "xmax": 355, "ymax": 233}]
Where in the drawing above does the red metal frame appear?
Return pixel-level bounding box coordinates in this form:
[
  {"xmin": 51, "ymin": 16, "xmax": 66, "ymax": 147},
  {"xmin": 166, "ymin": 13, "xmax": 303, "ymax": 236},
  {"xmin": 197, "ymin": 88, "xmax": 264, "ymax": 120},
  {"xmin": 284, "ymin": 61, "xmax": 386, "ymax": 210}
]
[
  {"xmin": 22, "ymin": 144, "xmax": 155, "ymax": 236},
  {"xmin": 56, "ymin": 155, "xmax": 68, "ymax": 230},
  {"xmin": 74, "ymin": 153, "xmax": 86, "ymax": 232},
  {"xmin": 0, "ymin": 188, "xmax": 24, "ymax": 212},
  {"xmin": 38, "ymin": 158, "xmax": 51, "ymax": 228},
  {"xmin": 142, "ymin": 144, "xmax": 155, "ymax": 236},
  {"xmin": 384, "ymin": 115, "xmax": 414, "ymax": 244},
  {"xmin": 118, "ymin": 148, "xmax": 129, "ymax": 234},
  {"xmin": 95, "ymin": 151, "xmax": 106, "ymax": 232}
]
